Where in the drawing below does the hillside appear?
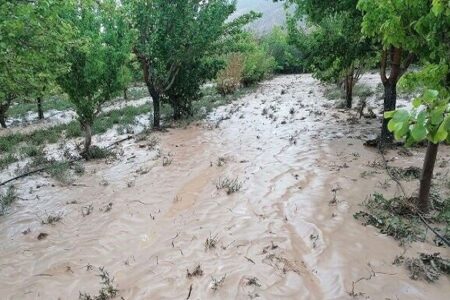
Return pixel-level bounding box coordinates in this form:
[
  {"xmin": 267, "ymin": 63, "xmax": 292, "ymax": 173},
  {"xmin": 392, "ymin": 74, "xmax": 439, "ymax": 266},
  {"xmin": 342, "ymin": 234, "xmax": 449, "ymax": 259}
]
[{"xmin": 235, "ymin": 0, "xmax": 287, "ymax": 33}]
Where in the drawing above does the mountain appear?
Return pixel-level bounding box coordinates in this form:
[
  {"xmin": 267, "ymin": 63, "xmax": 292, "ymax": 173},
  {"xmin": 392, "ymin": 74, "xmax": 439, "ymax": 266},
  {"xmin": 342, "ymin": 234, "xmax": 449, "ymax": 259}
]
[{"xmin": 234, "ymin": 0, "xmax": 287, "ymax": 34}]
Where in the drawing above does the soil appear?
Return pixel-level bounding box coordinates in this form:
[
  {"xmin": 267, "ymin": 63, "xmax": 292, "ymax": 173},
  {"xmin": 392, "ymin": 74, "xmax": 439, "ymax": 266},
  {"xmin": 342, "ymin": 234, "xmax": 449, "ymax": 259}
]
[{"xmin": 0, "ymin": 74, "xmax": 449, "ymax": 299}]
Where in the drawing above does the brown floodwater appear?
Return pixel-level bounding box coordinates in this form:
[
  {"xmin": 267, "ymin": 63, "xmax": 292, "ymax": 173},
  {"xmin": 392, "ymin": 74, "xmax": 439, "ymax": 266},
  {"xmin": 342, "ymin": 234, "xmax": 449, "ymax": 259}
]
[{"xmin": 0, "ymin": 75, "xmax": 449, "ymax": 299}]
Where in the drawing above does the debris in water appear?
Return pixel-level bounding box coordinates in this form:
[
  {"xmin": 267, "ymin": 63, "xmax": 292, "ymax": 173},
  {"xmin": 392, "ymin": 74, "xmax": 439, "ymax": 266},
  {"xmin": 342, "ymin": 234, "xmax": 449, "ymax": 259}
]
[
  {"xmin": 186, "ymin": 265, "xmax": 203, "ymax": 278},
  {"xmin": 210, "ymin": 275, "xmax": 226, "ymax": 292},
  {"xmin": 37, "ymin": 233, "xmax": 48, "ymax": 240}
]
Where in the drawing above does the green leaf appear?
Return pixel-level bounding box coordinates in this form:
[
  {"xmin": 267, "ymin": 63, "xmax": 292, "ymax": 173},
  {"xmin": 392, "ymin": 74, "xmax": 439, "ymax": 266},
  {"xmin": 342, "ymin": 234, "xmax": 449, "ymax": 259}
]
[
  {"xmin": 433, "ymin": 121, "xmax": 448, "ymax": 143},
  {"xmin": 412, "ymin": 97, "xmax": 422, "ymax": 108},
  {"xmin": 430, "ymin": 108, "xmax": 445, "ymax": 125},
  {"xmin": 423, "ymin": 89, "xmax": 439, "ymax": 103},
  {"xmin": 411, "ymin": 124, "xmax": 427, "ymax": 141},
  {"xmin": 392, "ymin": 109, "xmax": 409, "ymax": 122},
  {"xmin": 384, "ymin": 110, "xmax": 395, "ymax": 119}
]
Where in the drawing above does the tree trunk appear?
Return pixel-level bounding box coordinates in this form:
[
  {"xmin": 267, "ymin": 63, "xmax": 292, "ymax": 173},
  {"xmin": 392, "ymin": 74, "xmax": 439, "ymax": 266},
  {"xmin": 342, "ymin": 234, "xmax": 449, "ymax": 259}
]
[
  {"xmin": 147, "ymin": 87, "xmax": 161, "ymax": 129},
  {"xmin": 418, "ymin": 142, "xmax": 439, "ymax": 213},
  {"xmin": 138, "ymin": 56, "xmax": 161, "ymax": 129},
  {"xmin": 344, "ymin": 75, "xmax": 353, "ymax": 109},
  {"xmin": 123, "ymin": 88, "xmax": 128, "ymax": 101},
  {"xmin": 0, "ymin": 97, "xmax": 12, "ymax": 129},
  {"xmin": 173, "ymin": 100, "xmax": 182, "ymax": 121},
  {"xmin": 37, "ymin": 97, "xmax": 44, "ymax": 120},
  {"xmin": 0, "ymin": 109, "xmax": 6, "ymax": 128},
  {"xmin": 380, "ymin": 47, "xmax": 402, "ymax": 147},
  {"xmin": 82, "ymin": 122, "xmax": 92, "ymax": 154},
  {"xmin": 381, "ymin": 80, "xmax": 397, "ymax": 145}
]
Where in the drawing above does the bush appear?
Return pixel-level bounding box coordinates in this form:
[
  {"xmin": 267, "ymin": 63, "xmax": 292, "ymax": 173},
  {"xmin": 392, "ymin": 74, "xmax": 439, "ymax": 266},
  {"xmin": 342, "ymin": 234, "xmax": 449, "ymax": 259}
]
[
  {"xmin": 242, "ymin": 47, "xmax": 275, "ymax": 86},
  {"xmin": 216, "ymin": 53, "xmax": 244, "ymax": 95}
]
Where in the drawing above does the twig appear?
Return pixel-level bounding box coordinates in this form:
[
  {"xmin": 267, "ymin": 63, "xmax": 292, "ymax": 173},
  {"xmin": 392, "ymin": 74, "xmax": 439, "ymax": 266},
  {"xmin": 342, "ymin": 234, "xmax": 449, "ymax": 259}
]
[
  {"xmin": 186, "ymin": 284, "xmax": 193, "ymax": 300},
  {"xmin": 244, "ymin": 256, "xmax": 256, "ymax": 264},
  {"xmin": 417, "ymin": 213, "xmax": 450, "ymax": 247}
]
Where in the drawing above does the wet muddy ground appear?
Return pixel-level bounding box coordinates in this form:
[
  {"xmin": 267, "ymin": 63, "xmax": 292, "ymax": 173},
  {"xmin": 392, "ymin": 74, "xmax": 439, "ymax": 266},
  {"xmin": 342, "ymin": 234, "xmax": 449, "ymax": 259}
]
[{"xmin": 0, "ymin": 74, "xmax": 449, "ymax": 299}]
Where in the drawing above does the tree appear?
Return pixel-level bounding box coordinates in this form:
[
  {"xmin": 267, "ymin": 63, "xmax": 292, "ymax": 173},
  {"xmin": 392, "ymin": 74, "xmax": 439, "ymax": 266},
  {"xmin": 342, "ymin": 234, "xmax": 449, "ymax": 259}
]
[
  {"xmin": 58, "ymin": 0, "xmax": 133, "ymax": 154},
  {"xmin": 383, "ymin": 2, "xmax": 449, "ymax": 212},
  {"xmin": 357, "ymin": 0, "xmax": 432, "ymax": 146},
  {"xmin": 127, "ymin": 0, "xmax": 241, "ymax": 128},
  {"xmin": 262, "ymin": 27, "xmax": 304, "ymax": 74},
  {"xmin": 283, "ymin": 0, "xmax": 374, "ymax": 108},
  {"xmin": 0, "ymin": 0, "xmax": 72, "ymax": 128}
]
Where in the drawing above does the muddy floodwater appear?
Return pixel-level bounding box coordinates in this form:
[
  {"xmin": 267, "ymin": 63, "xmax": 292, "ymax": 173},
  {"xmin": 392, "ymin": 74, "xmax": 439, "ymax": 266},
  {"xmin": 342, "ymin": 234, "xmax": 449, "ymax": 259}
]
[{"xmin": 0, "ymin": 75, "xmax": 449, "ymax": 299}]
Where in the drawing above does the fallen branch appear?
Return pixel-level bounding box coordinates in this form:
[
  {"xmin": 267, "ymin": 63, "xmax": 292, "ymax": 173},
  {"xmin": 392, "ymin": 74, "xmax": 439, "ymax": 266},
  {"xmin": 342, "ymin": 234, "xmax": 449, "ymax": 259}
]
[
  {"xmin": 377, "ymin": 147, "xmax": 450, "ymax": 247},
  {"xmin": 186, "ymin": 284, "xmax": 193, "ymax": 300}
]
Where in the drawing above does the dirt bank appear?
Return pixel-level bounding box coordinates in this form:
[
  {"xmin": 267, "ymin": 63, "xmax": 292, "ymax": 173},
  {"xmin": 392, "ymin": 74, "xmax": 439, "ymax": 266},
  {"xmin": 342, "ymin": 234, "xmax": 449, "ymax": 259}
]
[{"xmin": 0, "ymin": 74, "xmax": 449, "ymax": 299}]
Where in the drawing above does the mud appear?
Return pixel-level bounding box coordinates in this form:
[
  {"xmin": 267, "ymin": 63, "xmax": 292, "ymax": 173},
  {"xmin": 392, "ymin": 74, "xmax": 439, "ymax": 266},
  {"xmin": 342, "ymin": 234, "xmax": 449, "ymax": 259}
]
[{"xmin": 0, "ymin": 74, "xmax": 449, "ymax": 299}]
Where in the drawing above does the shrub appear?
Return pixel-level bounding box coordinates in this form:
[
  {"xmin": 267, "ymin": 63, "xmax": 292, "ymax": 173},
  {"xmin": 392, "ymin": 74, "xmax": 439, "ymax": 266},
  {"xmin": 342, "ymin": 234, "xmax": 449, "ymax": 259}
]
[
  {"xmin": 242, "ymin": 47, "xmax": 275, "ymax": 86},
  {"xmin": 262, "ymin": 27, "xmax": 304, "ymax": 74},
  {"xmin": 0, "ymin": 186, "xmax": 17, "ymax": 216},
  {"xmin": 216, "ymin": 53, "xmax": 244, "ymax": 95}
]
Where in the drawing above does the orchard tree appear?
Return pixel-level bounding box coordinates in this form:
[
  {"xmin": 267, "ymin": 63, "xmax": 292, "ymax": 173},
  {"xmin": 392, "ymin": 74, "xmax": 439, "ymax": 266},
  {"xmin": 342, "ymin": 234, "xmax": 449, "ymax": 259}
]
[
  {"xmin": 0, "ymin": 0, "xmax": 72, "ymax": 127},
  {"xmin": 384, "ymin": 2, "xmax": 449, "ymax": 212},
  {"xmin": 127, "ymin": 0, "xmax": 257, "ymax": 128},
  {"xmin": 283, "ymin": 0, "xmax": 374, "ymax": 108},
  {"xmin": 58, "ymin": 0, "xmax": 133, "ymax": 155},
  {"xmin": 357, "ymin": 0, "xmax": 436, "ymax": 146}
]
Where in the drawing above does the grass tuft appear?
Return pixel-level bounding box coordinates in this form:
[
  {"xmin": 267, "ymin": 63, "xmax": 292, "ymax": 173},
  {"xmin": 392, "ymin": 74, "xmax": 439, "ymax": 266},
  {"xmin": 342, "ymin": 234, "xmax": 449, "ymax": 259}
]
[{"xmin": 0, "ymin": 186, "xmax": 17, "ymax": 216}]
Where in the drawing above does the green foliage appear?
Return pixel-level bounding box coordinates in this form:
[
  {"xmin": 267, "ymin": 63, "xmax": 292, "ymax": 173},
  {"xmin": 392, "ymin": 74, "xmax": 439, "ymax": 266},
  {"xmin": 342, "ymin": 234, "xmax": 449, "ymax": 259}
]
[
  {"xmin": 222, "ymin": 32, "xmax": 275, "ymax": 86},
  {"xmin": 127, "ymin": 0, "xmax": 246, "ymax": 123},
  {"xmin": 0, "ymin": 0, "xmax": 74, "ymax": 124},
  {"xmin": 0, "ymin": 186, "xmax": 17, "ymax": 216},
  {"xmin": 358, "ymin": 0, "xmax": 428, "ymax": 53},
  {"xmin": 261, "ymin": 27, "xmax": 303, "ymax": 74},
  {"xmin": 385, "ymin": 67, "xmax": 449, "ymax": 145},
  {"xmin": 242, "ymin": 45, "xmax": 275, "ymax": 86},
  {"xmin": 58, "ymin": 0, "xmax": 133, "ymax": 149},
  {"xmin": 0, "ymin": 154, "xmax": 18, "ymax": 171},
  {"xmin": 82, "ymin": 146, "xmax": 115, "ymax": 161},
  {"xmin": 354, "ymin": 193, "xmax": 424, "ymax": 244},
  {"xmin": 286, "ymin": 0, "xmax": 374, "ymax": 86},
  {"xmin": 401, "ymin": 253, "xmax": 450, "ymax": 282},
  {"xmin": 381, "ymin": 1, "xmax": 450, "ymax": 146}
]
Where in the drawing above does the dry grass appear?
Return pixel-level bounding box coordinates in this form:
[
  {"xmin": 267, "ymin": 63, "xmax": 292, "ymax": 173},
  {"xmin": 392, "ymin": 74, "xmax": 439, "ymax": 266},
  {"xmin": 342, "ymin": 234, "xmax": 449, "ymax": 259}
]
[{"xmin": 216, "ymin": 53, "xmax": 244, "ymax": 96}]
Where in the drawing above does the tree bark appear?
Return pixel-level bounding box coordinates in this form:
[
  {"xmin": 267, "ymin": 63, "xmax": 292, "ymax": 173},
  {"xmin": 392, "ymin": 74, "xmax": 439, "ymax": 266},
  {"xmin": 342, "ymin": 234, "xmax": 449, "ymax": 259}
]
[
  {"xmin": 344, "ymin": 75, "xmax": 353, "ymax": 109},
  {"xmin": 380, "ymin": 47, "xmax": 403, "ymax": 147},
  {"xmin": 82, "ymin": 122, "xmax": 92, "ymax": 154},
  {"xmin": 37, "ymin": 97, "xmax": 44, "ymax": 120},
  {"xmin": 137, "ymin": 54, "xmax": 161, "ymax": 129},
  {"xmin": 418, "ymin": 142, "xmax": 439, "ymax": 213},
  {"xmin": 147, "ymin": 87, "xmax": 161, "ymax": 129},
  {"xmin": 0, "ymin": 96, "xmax": 12, "ymax": 129},
  {"xmin": 381, "ymin": 80, "xmax": 397, "ymax": 145},
  {"xmin": 0, "ymin": 110, "xmax": 6, "ymax": 128},
  {"xmin": 153, "ymin": 92, "xmax": 161, "ymax": 128}
]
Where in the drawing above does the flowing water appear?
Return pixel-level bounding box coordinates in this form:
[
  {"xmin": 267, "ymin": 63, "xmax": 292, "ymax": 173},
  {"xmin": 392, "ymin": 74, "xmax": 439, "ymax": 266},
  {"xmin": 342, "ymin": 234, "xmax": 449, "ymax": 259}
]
[{"xmin": 0, "ymin": 75, "xmax": 449, "ymax": 299}]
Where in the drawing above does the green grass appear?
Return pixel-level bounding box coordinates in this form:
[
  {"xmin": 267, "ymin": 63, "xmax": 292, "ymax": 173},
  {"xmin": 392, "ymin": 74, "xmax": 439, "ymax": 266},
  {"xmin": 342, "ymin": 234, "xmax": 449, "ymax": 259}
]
[
  {"xmin": 0, "ymin": 104, "xmax": 151, "ymax": 163},
  {"xmin": 0, "ymin": 153, "xmax": 18, "ymax": 171},
  {"xmin": 0, "ymin": 186, "xmax": 17, "ymax": 216},
  {"xmin": 353, "ymin": 84, "xmax": 375, "ymax": 99},
  {"xmin": 7, "ymin": 87, "xmax": 148, "ymax": 119}
]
